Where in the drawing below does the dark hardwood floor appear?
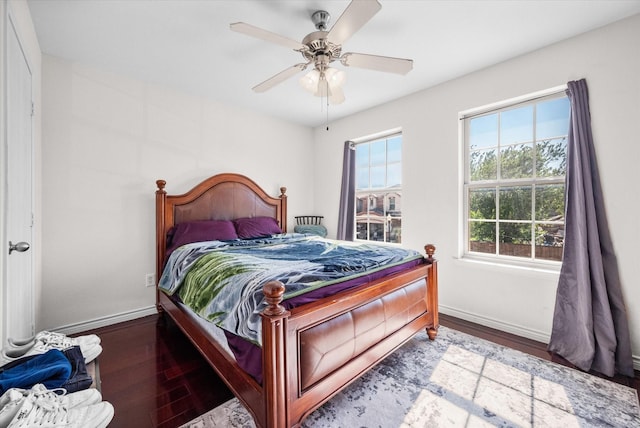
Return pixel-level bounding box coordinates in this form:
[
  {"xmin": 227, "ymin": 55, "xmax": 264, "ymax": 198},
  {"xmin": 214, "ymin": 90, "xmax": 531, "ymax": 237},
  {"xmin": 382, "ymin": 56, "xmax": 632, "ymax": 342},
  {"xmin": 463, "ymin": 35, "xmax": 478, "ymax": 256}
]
[
  {"xmin": 85, "ymin": 314, "xmax": 232, "ymax": 428},
  {"xmin": 84, "ymin": 313, "xmax": 639, "ymax": 428}
]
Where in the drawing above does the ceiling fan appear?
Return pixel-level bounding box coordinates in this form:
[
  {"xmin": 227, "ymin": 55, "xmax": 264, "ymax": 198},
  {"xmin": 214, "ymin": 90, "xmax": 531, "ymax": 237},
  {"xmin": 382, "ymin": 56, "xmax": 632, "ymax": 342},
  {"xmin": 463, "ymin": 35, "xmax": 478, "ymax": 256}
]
[{"xmin": 230, "ymin": 0, "xmax": 413, "ymax": 105}]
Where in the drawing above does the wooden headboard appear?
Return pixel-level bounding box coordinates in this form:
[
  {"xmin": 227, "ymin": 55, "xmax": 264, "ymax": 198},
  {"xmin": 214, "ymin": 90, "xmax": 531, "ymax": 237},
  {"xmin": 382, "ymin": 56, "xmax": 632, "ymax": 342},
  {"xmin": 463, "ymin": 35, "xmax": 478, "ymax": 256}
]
[{"xmin": 155, "ymin": 173, "xmax": 287, "ymax": 298}]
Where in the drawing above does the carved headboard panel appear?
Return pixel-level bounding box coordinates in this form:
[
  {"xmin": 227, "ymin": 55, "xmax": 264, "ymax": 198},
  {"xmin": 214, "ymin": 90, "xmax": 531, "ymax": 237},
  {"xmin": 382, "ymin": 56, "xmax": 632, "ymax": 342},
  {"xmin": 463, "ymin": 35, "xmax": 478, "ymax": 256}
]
[
  {"xmin": 173, "ymin": 182, "xmax": 280, "ymax": 224},
  {"xmin": 155, "ymin": 173, "xmax": 287, "ymax": 294}
]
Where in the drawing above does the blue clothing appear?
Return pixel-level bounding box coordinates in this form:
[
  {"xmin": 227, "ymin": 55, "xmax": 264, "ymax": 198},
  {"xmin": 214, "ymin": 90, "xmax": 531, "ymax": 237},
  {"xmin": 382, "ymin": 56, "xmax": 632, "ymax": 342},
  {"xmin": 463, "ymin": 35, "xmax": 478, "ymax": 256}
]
[{"xmin": 0, "ymin": 349, "xmax": 71, "ymax": 393}]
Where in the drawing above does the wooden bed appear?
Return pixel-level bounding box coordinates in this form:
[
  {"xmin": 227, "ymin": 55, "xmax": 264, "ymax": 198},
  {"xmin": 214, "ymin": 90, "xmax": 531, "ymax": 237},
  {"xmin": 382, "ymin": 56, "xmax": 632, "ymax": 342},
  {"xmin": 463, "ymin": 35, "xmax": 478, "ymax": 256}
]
[{"xmin": 155, "ymin": 173, "xmax": 439, "ymax": 428}]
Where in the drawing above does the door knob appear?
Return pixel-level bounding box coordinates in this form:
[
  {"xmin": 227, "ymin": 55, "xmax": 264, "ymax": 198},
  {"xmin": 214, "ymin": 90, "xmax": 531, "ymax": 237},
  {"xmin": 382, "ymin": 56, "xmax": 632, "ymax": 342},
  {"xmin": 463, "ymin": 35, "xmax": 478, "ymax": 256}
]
[{"xmin": 8, "ymin": 241, "xmax": 30, "ymax": 255}]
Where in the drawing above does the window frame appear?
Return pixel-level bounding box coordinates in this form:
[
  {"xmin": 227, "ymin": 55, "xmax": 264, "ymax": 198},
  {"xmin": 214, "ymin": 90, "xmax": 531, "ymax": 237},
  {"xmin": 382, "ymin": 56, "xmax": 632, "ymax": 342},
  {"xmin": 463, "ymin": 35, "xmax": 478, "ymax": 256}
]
[
  {"xmin": 460, "ymin": 86, "xmax": 568, "ymax": 268},
  {"xmin": 354, "ymin": 131, "xmax": 403, "ymax": 245}
]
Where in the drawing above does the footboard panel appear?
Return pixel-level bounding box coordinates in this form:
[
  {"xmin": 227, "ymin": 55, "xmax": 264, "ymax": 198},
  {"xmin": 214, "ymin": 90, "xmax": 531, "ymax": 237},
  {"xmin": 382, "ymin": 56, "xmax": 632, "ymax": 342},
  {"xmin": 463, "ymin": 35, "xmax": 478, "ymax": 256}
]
[
  {"xmin": 273, "ymin": 263, "xmax": 435, "ymax": 427},
  {"xmin": 298, "ymin": 278, "xmax": 427, "ymax": 390}
]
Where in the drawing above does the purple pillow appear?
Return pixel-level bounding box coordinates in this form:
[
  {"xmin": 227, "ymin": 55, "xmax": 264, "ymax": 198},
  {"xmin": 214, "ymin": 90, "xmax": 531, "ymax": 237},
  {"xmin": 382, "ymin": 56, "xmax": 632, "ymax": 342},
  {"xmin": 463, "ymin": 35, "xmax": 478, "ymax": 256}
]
[
  {"xmin": 167, "ymin": 220, "xmax": 238, "ymax": 255},
  {"xmin": 233, "ymin": 216, "xmax": 282, "ymax": 239}
]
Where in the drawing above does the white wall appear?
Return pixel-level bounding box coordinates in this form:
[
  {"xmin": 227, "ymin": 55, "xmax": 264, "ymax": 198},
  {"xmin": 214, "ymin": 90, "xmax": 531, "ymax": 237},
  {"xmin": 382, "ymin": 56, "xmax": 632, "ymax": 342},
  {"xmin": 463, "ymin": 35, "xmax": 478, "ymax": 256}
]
[
  {"xmin": 34, "ymin": 8, "xmax": 640, "ymax": 368},
  {"xmin": 40, "ymin": 56, "xmax": 314, "ymax": 330},
  {"xmin": 1, "ymin": 0, "xmax": 42, "ymax": 344},
  {"xmin": 313, "ymin": 14, "xmax": 640, "ymax": 367}
]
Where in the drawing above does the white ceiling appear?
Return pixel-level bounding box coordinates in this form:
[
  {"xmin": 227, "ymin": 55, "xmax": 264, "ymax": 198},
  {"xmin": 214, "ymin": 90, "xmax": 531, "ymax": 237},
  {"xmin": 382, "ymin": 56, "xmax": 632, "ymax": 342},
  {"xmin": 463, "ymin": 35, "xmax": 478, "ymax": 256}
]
[{"xmin": 27, "ymin": 0, "xmax": 640, "ymax": 128}]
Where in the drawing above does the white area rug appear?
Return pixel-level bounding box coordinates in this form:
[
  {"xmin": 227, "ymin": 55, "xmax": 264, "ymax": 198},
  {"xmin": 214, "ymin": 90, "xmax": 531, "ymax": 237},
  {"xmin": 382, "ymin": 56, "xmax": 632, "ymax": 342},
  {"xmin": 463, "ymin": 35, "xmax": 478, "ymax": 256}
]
[{"xmin": 181, "ymin": 326, "xmax": 640, "ymax": 427}]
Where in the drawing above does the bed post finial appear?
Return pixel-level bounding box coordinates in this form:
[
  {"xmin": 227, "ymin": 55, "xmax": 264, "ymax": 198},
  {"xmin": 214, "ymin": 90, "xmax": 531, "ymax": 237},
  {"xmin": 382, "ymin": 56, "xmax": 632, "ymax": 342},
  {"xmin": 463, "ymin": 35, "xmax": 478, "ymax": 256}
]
[
  {"xmin": 156, "ymin": 180, "xmax": 166, "ymax": 193},
  {"xmin": 424, "ymin": 244, "xmax": 436, "ymax": 260},
  {"xmin": 263, "ymin": 281, "xmax": 287, "ymax": 316},
  {"xmin": 279, "ymin": 187, "xmax": 288, "ymax": 233}
]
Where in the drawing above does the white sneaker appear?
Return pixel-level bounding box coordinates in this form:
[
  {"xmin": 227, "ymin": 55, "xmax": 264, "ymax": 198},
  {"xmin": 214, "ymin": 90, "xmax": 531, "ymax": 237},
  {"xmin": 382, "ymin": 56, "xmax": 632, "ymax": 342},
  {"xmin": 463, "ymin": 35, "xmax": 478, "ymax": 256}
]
[
  {"xmin": 7, "ymin": 331, "xmax": 100, "ymax": 351},
  {"xmin": 0, "ymin": 385, "xmax": 103, "ymax": 428},
  {"xmin": 0, "ymin": 339, "xmax": 102, "ymax": 367},
  {"xmin": 0, "ymin": 342, "xmax": 51, "ymax": 368},
  {"xmin": 80, "ymin": 344, "xmax": 102, "ymax": 364},
  {"xmin": 6, "ymin": 388, "xmax": 113, "ymax": 428},
  {"xmin": 30, "ymin": 384, "xmax": 103, "ymax": 409},
  {"xmin": 0, "ymin": 389, "xmax": 25, "ymax": 428}
]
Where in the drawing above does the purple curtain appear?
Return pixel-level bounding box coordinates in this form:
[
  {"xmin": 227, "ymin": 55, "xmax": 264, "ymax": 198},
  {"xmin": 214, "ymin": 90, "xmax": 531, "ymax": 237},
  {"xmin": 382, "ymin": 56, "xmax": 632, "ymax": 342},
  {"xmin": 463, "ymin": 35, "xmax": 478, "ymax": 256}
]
[
  {"xmin": 337, "ymin": 141, "xmax": 355, "ymax": 240},
  {"xmin": 548, "ymin": 79, "xmax": 634, "ymax": 377}
]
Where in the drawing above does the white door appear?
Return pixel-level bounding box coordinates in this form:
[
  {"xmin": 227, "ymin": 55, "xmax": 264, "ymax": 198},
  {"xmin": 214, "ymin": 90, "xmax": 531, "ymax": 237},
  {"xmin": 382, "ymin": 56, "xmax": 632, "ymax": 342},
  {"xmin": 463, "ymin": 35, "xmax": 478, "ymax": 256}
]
[{"xmin": 4, "ymin": 14, "xmax": 34, "ymax": 340}]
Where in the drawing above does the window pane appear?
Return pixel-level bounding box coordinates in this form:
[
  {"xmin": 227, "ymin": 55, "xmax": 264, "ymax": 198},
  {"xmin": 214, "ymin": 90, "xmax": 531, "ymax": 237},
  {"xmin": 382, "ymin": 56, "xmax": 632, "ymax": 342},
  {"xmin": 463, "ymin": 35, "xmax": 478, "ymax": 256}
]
[
  {"xmin": 500, "ymin": 143, "xmax": 533, "ymax": 179},
  {"xmin": 469, "ymin": 221, "xmax": 496, "ymax": 254},
  {"xmin": 535, "ymin": 223, "xmax": 564, "ymax": 261},
  {"xmin": 356, "ymin": 221, "xmax": 368, "ymax": 240},
  {"xmin": 387, "ymin": 136, "xmax": 401, "ymax": 163},
  {"xmin": 470, "ymin": 149, "xmax": 497, "ymax": 181},
  {"xmin": 536, "ymin": 138, "xmax": 566, "ymax": 177},
  {"xmin": 499, "ymin": 222, "xmax": 532, "ymax": 257},
  {"xmin": 369, "ymin": 193, "xmax": 384, "ymax": 216},
  {"xmin": 469, "ymin": 188, "xmax": 496, "ymax": 220},
  {"xmin": 465, "ymin": 93, "xmax": 567, "ymax": 263},
  {"xmin": 537, "ymin": 97, "xmax": 570, "ymax": 140},
  {"xmin": 499, "ymin": 186, "xmax": 532, "ymax": 220},
  {"xmin": 370, "ymin": 140, "xmax": 386, "ymax": 165},
  {"xmin": 369, "ymin": 223, "xmax": 384, "ymax": 241},
  {"xmin": 354, "ymin": 135, "xmax": 402, "ymax": 244},
  {"xmin": 355, "ymin": 144, "xmax": 369, "ymax": 168},
  {"xmin": 388, "ymin": 218, "xmax": 401, "ymax": 244},
  {"xmin": 370, "ymin": 166, "xmax": 385, "ymax": 188},
  {"xmin": 469, "ymin": 114, "xmax": 498, "ymax": 150},
  {"xmin": 500, "ymin": 105, "xmax": 533, "ymax": 145},
  {"xmin": 355, "ymin": 196, "xmax": 367, "ymax": 214},
  {"xmin": 356, "ymin": 168, "xmax": 369, "ymax": 190},
  {"xmin": 387, "ymin": 163, "xmax": 401, "ymax": 187},
  {"xmin": 535, "ymin": 184, "xmax": 564, "ymax": 221}
]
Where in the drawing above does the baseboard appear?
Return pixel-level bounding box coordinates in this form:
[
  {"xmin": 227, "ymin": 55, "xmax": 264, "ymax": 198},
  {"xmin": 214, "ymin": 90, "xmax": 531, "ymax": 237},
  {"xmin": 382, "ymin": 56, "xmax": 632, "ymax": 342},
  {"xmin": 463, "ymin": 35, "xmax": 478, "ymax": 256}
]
[
  {"xmin": 440, "ymin": 304, "xmax": 552, "ymax": 343},
  {"xmin": 440, "ymin": 304, "xmax": 640, "ymax": 372},
  {"xmin": 53, "ymin": 305, "xmax": 158, "ymax": 336}
]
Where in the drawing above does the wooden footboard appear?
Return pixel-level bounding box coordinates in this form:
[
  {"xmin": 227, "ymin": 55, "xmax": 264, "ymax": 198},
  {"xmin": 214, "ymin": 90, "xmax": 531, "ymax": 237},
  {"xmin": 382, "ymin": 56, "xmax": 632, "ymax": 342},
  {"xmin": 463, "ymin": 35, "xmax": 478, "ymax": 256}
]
[
  {"xmin": 158, "ymin": 250, "xmax": 437, "ymax": 428},
  {"xmin": 259, "ymin": 250, "xmax": 438, "ymax": 428}
]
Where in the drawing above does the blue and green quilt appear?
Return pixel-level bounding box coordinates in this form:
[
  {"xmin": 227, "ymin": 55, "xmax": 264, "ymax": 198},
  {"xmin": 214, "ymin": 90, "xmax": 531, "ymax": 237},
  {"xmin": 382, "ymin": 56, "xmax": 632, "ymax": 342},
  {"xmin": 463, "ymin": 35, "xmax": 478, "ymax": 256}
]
[{"xmin": 159, "ymin": 233, "xmax": 422, "ymax": 345}]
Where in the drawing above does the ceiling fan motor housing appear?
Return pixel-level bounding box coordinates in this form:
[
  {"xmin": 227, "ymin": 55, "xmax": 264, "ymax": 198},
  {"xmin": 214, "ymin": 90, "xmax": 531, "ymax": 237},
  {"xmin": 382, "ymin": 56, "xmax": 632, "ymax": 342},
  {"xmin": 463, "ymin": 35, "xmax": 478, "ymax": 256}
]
[{"xmin": 301, "ymin": 31, "xmax": 342, "ymax": 68}]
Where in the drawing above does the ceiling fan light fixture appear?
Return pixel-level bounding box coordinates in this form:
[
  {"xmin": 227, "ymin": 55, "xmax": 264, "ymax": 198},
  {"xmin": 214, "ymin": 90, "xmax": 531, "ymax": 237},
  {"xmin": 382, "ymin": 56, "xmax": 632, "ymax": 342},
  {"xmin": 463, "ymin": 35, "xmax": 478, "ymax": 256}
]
[
  {"xmin": 325, "ymin": 67, "xmax": 346, "ymax": 88},
  {"xmin": 300, "ymin": 67, "xmax": 346, "ymax": 104},
  {"xmin": 300, "ymin": 69, "xmax": 320, "ymax": 93}
]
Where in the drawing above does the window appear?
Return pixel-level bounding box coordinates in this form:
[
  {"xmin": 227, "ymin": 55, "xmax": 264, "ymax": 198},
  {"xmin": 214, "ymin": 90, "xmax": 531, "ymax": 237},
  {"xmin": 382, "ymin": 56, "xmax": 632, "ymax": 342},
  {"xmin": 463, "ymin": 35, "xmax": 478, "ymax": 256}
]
[
  {"xmin": 355, "ymin": 133, "xmax": 402, "ymax": 244},
  {"xmin": 462, "ymin": 92, "xmax": 569, "ymax": 263}
]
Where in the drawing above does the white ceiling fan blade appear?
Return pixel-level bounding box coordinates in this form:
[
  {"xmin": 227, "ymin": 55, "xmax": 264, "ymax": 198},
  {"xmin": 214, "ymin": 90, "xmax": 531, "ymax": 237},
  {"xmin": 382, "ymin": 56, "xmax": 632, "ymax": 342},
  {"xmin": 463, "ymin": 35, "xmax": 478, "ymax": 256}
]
[
  {"xmin": 327, "ymin": 0, "xmax": 382, "ymax": 45},
  {"xmin": 252, "ymin": 64, "xmax": 308, "ymax": 93},
  {"xmin": 341, "ymin": 53, "xmax": 413, "ymax": 75},
  {"xmin": 230, "ymin": 22, "xmax": 304, "ymax": 51}
]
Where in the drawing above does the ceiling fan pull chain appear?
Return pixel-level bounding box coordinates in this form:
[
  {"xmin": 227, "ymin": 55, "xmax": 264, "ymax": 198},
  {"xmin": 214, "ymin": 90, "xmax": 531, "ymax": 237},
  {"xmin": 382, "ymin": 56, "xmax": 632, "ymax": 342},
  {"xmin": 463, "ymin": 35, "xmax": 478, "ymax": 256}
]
[
  {"xmin": 325, "ymin": 78, "xmax": 330, "ymax": 130},
  {"xmin": 326, "ymin": 98, "xmax": 330, "ymax": 131}
]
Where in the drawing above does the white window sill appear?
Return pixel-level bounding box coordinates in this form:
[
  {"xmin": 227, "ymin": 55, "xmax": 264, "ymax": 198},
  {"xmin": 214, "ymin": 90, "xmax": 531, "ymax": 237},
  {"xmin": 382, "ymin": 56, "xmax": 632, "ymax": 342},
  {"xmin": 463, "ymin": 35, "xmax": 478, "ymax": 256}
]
[{"xmin": 455, "ymin": 254, "xmax": 562, "ymax": 276}]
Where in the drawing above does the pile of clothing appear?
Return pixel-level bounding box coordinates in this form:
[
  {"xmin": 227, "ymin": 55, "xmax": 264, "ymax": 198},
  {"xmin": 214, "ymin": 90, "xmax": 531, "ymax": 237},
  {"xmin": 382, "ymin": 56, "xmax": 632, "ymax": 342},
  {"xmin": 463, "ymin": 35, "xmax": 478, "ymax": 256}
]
[{"xmin": 0, "ymin": 331, "xmax": 113, "ymax": 427}]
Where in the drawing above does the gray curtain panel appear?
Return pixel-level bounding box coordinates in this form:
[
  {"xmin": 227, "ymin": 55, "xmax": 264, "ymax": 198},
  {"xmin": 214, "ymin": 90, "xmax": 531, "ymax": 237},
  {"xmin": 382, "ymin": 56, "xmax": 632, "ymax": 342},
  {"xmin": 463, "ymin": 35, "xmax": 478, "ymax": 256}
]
[
  {"xmin": 337, "ymin": 141, "xmax": 355, "ymax": 240},
  {"xmin": 548, "ymin": 79, "xmax": 634, "ymax": 377}
]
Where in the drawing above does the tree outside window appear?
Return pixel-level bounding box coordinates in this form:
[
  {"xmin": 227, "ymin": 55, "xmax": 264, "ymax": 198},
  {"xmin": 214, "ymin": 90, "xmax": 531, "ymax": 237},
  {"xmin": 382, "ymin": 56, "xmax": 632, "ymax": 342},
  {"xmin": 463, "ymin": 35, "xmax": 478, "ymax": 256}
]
[{"xmin": 464, "ymin": 94, "xmax": 569, "ymax": 262}]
